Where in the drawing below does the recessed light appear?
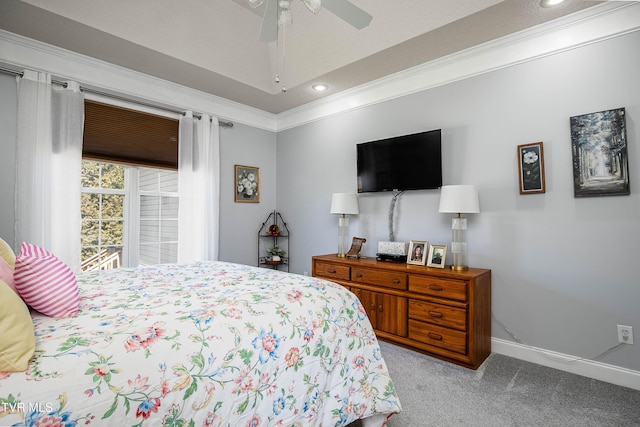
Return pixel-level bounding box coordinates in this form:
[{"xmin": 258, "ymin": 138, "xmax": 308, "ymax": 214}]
[
  {"xmin": 540, "ymin": 0, "xmax": 566, "ymax": 7},
  {"xmin": 312, "ymin": 83, "xmax": 329, "ymax": 92}
]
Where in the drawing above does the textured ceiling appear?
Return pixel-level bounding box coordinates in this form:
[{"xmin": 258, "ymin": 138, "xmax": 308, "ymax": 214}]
[{"xmin": 0, "ymin": 0, "xmax": 607, "ymax": 113}]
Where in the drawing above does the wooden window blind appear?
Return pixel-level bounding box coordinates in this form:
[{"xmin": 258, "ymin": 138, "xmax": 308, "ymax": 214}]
[{"xmin": 83, "ymin": 100, "xmax": 179, "ymax": 169}]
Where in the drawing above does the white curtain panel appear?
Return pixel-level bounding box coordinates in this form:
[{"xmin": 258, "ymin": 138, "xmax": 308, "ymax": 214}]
[
  {"xmin": 15, "ymin": 70, "xmax": 52, "ymax": 252},
  {"xmin": 15, "ymin": 71, "xmax": 84, "ymax": 271},
  {"xmin": 177, "ymin": 113, "xmax": 220, "ymax": 262},
  {"xmin": 51, "ymin": 81, "xmax": 84, "ymax": 272}
]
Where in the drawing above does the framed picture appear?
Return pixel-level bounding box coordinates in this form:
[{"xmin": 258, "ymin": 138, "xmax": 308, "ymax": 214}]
[
  {"xmin": 407, "ymin": 240, "xmax": 428, "ymax": 265},
  {"xmin": 517, "ymin": 141, "xmax": 545, "ymax": 194},
  {"xmin": 235, "ymin": 165, "xmax": 260, "ymax": 203},
  {"xmin": 427, "ymin": 245, "xmax": 447, "ymax": 268},
  {"xmin": 570, "ymin": 108, "xmax": 629, "ymax": 197}
]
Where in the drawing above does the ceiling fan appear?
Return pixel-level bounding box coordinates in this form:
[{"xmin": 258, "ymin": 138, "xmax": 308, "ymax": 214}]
[{"xmin": 248, "ymin": 0, "xmax": 373, "ymax": 42}]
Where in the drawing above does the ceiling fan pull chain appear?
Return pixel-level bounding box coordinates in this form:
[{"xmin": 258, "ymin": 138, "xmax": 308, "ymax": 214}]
[
  {"xmin": 281, "ymin": 20, "xmax": 287, "ymax": 92},
  {"xmin": 275, "ymin": 11, "xmax": 281, "ymax": 85}
]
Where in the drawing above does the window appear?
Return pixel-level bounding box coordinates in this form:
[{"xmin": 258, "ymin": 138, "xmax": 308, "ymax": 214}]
[
  {"xmin": 80, "ymin": 161, "xmax": 179, "ymax": 271},
  {"xmin": 80, "ymin": 162, "xmax": 125, "ymax": 271},
  {"xmin": 80, "ymin": 99, "xmax": 180, "ymax": 271},
  {"xmin": 138, "ymin": 168, "xmax": 179, "ymax": 265}
]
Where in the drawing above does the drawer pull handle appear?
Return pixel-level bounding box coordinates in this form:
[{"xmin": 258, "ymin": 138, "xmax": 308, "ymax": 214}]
[
  {"xmin": 428, "ymin": 284, "xmax": 443, "ymax": 291},
  {"xmin": 428, "ymin": 311, "xmax": 443, "ymax": 318},
  {"xmin": 356, "ymin": 273, "xmax": 362, "ymax": 278},
  {"xmin": 378, "ymin": 304, "xmax": 384, "ymax": 313},
  {"xmin": 392, "ymin": 278, "xmax": 400, "ymax": 284},
  {"xmin": 428, "ymin": 332, "xmax": 443, "ymax": 341},
  {"xmin": 327, "ymin": 269, "xmax": 336, "ymax": 274}
]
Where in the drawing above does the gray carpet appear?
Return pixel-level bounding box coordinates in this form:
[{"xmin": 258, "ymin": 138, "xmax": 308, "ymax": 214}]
[{"xmin": 350, "ymin": 341, "xmax": 640, "ymax": 427}]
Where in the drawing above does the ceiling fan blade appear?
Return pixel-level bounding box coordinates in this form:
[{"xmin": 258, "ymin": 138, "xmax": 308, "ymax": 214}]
[
  {"xmin": 321, "ymin": 0, "xmax": 372, "ymax": 29},
  {"xmin": 258, "ymin": 0, "xmax": 278, "ymax": 42}
]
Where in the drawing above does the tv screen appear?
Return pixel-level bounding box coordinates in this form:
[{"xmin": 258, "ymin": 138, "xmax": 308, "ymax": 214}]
[{"xmin": 357, "ymin": 129, "xmax": 442, "ymax": 193}]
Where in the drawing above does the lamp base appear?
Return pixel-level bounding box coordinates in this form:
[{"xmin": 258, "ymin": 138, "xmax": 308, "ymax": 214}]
[
  {"xmin": 337, "ymin": 215, "xmax": 350, "ymax": 259},
  {"xmin": 451, "ymin": 264, "xmax": 469, "ymax": 271},
  {"xmin": 337, "ymin": 253, "xmax": 346, "ymax": 258}
]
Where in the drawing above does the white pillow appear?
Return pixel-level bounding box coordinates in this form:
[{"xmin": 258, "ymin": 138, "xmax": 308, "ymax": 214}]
[{"xmin": 14, "ymin": 242, "xmax": 79, "ymax": 318}]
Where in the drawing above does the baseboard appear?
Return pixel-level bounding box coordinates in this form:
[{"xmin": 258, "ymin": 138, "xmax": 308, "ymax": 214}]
[{"xmin": 491, "ymin": 338, "xmax": 640, "ymax": 391}]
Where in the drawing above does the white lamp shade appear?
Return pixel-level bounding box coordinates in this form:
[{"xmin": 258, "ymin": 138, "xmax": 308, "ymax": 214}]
[
  {"xmin": 330, "ymin": 193, "xmax": 359, "ymax": 215},
  {"xmin": 438, "ymin": 185, "xmax": 480, "ymax": 214}
]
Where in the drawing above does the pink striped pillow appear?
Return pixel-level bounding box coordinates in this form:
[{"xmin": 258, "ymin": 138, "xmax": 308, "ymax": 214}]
[{"xmin": 14, "ymin": 242, "xmax": 79, "ymax": 318}]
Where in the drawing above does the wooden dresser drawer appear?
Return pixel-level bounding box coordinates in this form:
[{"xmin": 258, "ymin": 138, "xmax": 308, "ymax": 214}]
[
  {"xmin": 312, "ymin": 254, "xmax": 491, "ymax": 369},
  {"xmin": 315, "ymin": 262, "xmax": 350, "ymax": 281},
  {"xmin": 408, "ymin": 300, "xmax": 466, "ymax": 331},
  {"xmin": 352, "ymin": 267, "xmax": 407, "ymax": 290},
  {"xmin": 408, "ymin": 320, "xmax": 467, "ymax": 355},
  {"xmin": 408, "ymin": 276, "xmax": 468, "ymax": 302}
]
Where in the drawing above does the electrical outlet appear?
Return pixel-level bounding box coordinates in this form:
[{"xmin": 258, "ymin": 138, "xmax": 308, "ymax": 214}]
[{"xmin": 617, "ymin": 325, "xmax": 634, "ymax": 344}]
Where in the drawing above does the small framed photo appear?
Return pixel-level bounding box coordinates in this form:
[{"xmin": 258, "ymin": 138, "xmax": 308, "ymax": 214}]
[
  {"xmin": 427, "ymin": 245, "xmax": 447, "ymax": 268},
  {"xmin": 235, "ymin": 165, "xmax": 260, "ymax": 203},
  {"xmin": 517, "ymin": 141, "xmax": 545, "ymax": 194},
  {"xmin": 407, "ymin": 240, "xmax": 428, "ymax": 265}
]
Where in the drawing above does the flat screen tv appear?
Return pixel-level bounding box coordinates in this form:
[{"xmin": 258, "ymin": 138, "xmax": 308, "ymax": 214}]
[{"xmin": 357, "ymin": 129, "xmax": 442, "ymax": 193}]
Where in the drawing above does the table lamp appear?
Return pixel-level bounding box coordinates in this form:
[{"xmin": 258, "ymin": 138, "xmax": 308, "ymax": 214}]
[
  {"xmin": 330, "ymin": 193, "xmax": 359, "ymax": 257},
  {"xmin": 438, "ymin": 185, "xmax": 480, "ymax": 271}
]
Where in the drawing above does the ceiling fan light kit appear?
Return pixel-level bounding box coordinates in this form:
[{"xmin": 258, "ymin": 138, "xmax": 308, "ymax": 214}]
[
  {"xmin": 250, "ymin": 0, "xmax": 372, "ymax": 42},
  {"xmin": 248, "ymin": 0, "xmax": 372, "ymax": 94},
  {"xmin": 278, "ymin": 1, "xmax": 293, "ymax": 25}
]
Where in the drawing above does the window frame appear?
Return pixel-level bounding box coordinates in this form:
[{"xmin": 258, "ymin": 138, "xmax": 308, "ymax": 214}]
[{"xmin": 80, "ymin": 161, "xmax": 179, "ymax": 270}]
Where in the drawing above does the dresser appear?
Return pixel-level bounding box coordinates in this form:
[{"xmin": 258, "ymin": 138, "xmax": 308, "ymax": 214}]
[{"xmin": 312, "ymin": 254, "xmax": 491, "ymax": 369}]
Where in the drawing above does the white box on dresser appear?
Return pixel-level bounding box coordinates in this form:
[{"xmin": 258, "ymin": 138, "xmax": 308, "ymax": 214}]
[{"xmin": 377, "ymin": 241, "xmax": 409, "ymax": 255}]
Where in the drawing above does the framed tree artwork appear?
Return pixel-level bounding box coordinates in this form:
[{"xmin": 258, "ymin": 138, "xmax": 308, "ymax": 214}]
[
  {"xmin": 517, "ymin": 142, "xmax": 545, "ymax": 194},
  {"xmin": 570, "ymin": 108, "xmax": 629, "ymax": 197}
]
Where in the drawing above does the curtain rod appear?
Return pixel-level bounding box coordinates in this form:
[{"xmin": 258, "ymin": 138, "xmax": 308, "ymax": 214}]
[{"xmin": 0, "ymin": 66, "xmax": 233, "ymax": 128}]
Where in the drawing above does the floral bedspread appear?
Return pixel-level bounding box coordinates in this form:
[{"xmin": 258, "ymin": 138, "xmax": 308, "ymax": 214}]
[{"xmin": 1, "ymin": 261, "xmax": 401, "ymax": 426}]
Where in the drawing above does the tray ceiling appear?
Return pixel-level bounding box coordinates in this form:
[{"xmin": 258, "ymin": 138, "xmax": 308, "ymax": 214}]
[{"xmin": 0, "ymin": 0, "xmax": 607, "ymax": 113}]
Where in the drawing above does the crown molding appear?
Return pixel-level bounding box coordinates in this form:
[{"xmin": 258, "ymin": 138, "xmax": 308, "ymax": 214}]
[
  {"xmin": 276, "ymin": 2, "xmax": 640, "ymax": 131},
  {"xmin": 0, "ymin": 29, "xmax": 278, "ymax": 131},
  {"xmin": 1, "ymin": 3, "xmax": 638, "ymax": 133}
]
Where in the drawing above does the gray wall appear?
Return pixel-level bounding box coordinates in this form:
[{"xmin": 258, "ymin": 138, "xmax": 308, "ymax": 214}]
[
  {"xmin": 276, "ymin": 31, "xmax": 640, "ymax": 371},
  {"xmin": 218, "ymin": 122, "xmax": 277, "ymax": 266},
  {"xmin": 0, "ymin": 73, "xmax": 17, "ymax": 244}
]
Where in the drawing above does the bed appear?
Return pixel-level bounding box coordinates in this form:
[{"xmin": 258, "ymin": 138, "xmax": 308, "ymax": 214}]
[{"xmin": 1, "ymin": 260, "xmax": 401, "ymax": 426}]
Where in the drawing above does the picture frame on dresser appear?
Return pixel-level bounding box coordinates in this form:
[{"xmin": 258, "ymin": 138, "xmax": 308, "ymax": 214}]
[
  {"xmin": 407, "ymin": 240, "xmax": 428, "ymax": 265},
  {"xmin": 427, "ymin": 244, "xmax": 447, "ymax": 268}
]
